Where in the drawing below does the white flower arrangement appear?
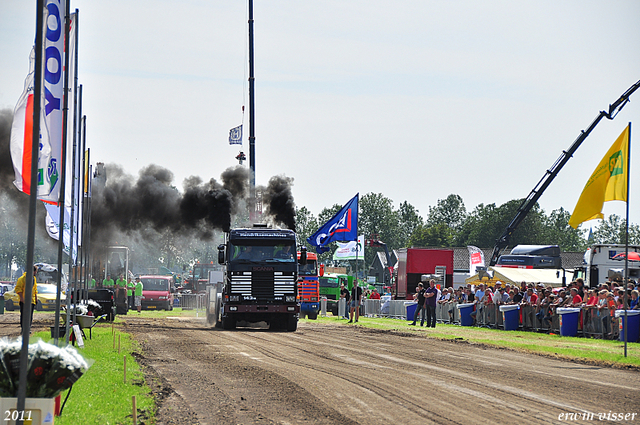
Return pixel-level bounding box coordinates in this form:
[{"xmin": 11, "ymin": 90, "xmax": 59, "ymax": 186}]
[{"xmin": 0, "ymin": 337, "xmax": 91, "ymax": 398}]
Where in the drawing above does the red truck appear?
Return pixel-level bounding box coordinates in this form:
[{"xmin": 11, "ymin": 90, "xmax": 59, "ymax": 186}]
[{"xmin": 395, "ymin": 248, "xmax": 454, "ymax": 299}]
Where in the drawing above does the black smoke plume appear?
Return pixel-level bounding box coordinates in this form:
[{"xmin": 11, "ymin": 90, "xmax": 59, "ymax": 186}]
[
  {"xmin": 91, "ymin": 164, "xmax": 253, "ymax": 245},
  {"xmin": 262, "ymin": 175, "xmax": 296, "ymax": 231}
]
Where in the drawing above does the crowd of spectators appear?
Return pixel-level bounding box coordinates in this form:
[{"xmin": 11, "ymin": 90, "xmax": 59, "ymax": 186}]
[{"xmin": 431, "ymin": 277, "xmax": 640, "ymax": 338}]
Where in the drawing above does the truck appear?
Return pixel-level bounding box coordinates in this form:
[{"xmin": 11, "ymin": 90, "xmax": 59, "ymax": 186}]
[
  {"xmin": 318, "ymin": 273, "xmax": 354, "ymax": 316},
  {"xmin": 183, "ymin": 262, "xmax": 218, "ymax": 294},
  {"xmin": 297, "ymin": 251, "xmax": 320, "ymax": 320},
  {"xmin": 578, "ymin": 244, "xmax": 640, "ymax": 288},
  {"xmin": 208, "ymin": 224, "xmax": 300, "ymax": 331},
  {"xmin": 395, "ymin": 248, "xmax": 453, "ymax": 299},
  {"xmin": 495, "ymin": 245, "xmax": 562, "ymax": 269}
]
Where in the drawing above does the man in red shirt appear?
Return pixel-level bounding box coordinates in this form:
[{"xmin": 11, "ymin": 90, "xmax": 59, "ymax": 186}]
[{"xmin": 569, "ymin": 287, "xmax": 583, "ymax": 307}]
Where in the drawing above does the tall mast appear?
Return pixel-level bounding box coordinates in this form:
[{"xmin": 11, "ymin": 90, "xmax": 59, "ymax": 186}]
[{"xmin": 248, "ymin": 0, "xmax": 256, "ymax": 199}]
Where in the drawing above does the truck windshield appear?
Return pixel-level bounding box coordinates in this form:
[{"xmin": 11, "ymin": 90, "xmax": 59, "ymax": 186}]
[
  {"xmin": 298, "ymin": 260, "xmax": 317, "ymax": 276},
  {"xmin": 229, "ymin": 243, "xmax": 296, "ymax": 263},
  {"xmin": 142, "ymin": 278, "xmax": 169, "ymax": 291}
]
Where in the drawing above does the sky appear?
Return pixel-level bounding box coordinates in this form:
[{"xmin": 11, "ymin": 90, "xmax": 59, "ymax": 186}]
[{"xmin": 1, "ymin": 0, "xmax": 640, "ymax": 231}]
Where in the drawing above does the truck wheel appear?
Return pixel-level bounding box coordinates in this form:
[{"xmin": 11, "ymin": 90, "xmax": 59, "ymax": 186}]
[
  {"xmin": 308, "ymin": 312, "xmax": 318, "ymax": 320},
  {"xmin": 222, "ymin": 315, "xmax": 236, "ymax": 330},
  {"xmin": 299, "ymin": 311, "xmax": 306, "ymax": 320},
  {"xmin": 36, "ymin": 300, "xmax": 43, "ymax": 311},
  {"xmin": 5, "ymin": 300, "xmax": 14, "ymax": 311},
  {"xmin": 286, "ymin": 314, "xmax": 298, "ymax": 332},
  {"xmin": 330, "ymin": 303, "xmax": 338, "ymax": 316}
]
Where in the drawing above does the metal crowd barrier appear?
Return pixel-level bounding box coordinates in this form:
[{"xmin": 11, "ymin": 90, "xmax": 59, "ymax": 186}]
[
  {"xmin": 178, "ymin": 293, "xmax": 207, "ymax": 311},
  {"xmin": 355, "ymin": 298, "xmax": 627, "ymax": 341}
]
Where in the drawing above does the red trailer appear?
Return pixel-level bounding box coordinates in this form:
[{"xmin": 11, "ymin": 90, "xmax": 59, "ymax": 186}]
[{"xmin": 395, "ymin": 248, "xmax": 454, "ymax": 300}]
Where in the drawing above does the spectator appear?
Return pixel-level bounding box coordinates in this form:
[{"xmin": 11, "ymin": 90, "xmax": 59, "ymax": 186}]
[
  {"xmin": 576, "ymin": 278, "xmax": 586, "ymax": 300},
  {"xmin": 568, "ymin": 288, "xmax": 582, "ymax": 307},
  {"xmin": 470, "ymin": 284, "xmax": 485, "ymax": 323},
  {"xmin": 494, "ymin": 287, "xmax": 509, "ymax": 306},
  {"xmin": 465, "ymin": 288, "xmax": 475, "ymax": 303},
  {"xmin": 348, "ymin": 280, "xmax": 363, "ymax": 323},
  {"xmin": 522, "ymin": 288, "xmax": 537, "ymax": 306},
  {"xmin": 512, "ymin": 287, "xmax": 523, "ymax": 304},
  {"xmin": 370, "ymin": 288, "xmax": 381, "ymax": 300},
  {"xmin": 103, "ymin": 273, "xmax": 114, "ymax": 288},
  {"xmin": 506, "ymin": 290, "xmax": 515, "ymax": 304},
  {"xmin": 340, "ymin": 283, "xmax": 350, "ymax": 319},
  {"xmin": 409, "ymin": 282, "xmax": 426, "ymax": 326},
  {"xmin": 15, "ymin": 265, "xmax": 38, "ymax": 331},
  {"xmin": 134, "ymin": 277, "xmax": 143, "ymax": 313},
  {"xmin": 585, "ymin": 290, "xmax": 597, "ymax": 306},
  {"xmin": 438, "ymin": 287, "xmax": 451, "ymax": 304},
  {"xmin": 630, "ymin": 290, "xmax": 639, "ymax": 310},
  {"xmin": 424, "ymin": 279, "xmax": 438, "ymax": 328}
]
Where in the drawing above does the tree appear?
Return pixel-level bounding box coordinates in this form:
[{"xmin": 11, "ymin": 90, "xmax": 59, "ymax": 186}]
[
  {"xmin": 427, "ymin": 194, "xmax": 466, "ymax": 231},
  {"xmin": 294, "ymin": 206, "xmax": 317, "ymax": 252},
  {"xmin": 359, "ymin": 193, "xmax": 401, "ymax": 265},
  {"xmin": 397, "ymin": 201, "xmax": 424, "ymax": 247},
  {"xmin": 409, "ymin": 223, "xmax": 454, "ymax": 248},
  {"xmin": 591, "ymin": 214, "xmax": 640, "ymax": 245},
  {"xmin": 542, "ymin": 208, "xmax": 587, "ymax": 251},
  {"xmin": 458, "ymin": 199, "xmax": 546, "ymax": 249}
]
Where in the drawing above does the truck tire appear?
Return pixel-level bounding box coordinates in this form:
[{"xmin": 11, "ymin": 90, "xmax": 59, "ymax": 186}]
[
  {"xmin": 330, "ymin": 303, "xmax": 338, "ymax": 316},
  {"xmin": 286, "ymin": 314, "xmax": 298, "ymax": 332},
  {"xmin": 35, "ymin": 300, "xmax": 43, "ymax": 311},
  {"xmin": 222, "ymin": 315, "xmax": 236, "ymax": 330},
  {"xmin": 5, "ymin": 300, "xmax": 14, "ymax": 311},
  {"xmin": 307, "ymin": 312, "xmax": 318, "ymax": 320}
]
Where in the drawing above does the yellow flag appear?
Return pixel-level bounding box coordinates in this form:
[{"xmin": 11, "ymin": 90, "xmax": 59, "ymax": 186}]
[{"xmin": 568, "ymin": 125, "xmax": 629, "ymax": 228}]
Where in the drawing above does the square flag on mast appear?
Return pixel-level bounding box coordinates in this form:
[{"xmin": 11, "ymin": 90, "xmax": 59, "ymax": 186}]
[{"xmin": 229, "ymin": 125, "xmax": 242, "ymax": 145}]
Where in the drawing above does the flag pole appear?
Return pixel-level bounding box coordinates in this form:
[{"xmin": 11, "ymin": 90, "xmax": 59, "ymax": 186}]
[
  {"xmin": 623, "ymin": 122, "xmax": 631, "ymax": 357},
  {"xmin": 54, "ymin": 0, "xmax": 72, "ymax": 346},
  {"xmin": 17, "ymin": 0, "xmax": 46, "ymax": 419}
]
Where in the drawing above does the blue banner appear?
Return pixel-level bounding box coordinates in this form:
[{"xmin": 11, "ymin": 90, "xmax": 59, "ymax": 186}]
[
  {"xmin": 307, "ymin": 194, "xmax": 358, "ymax": 254},
  {"xmin": 229, "ymin": 125, "xmax": 242, "ymax": 144}
]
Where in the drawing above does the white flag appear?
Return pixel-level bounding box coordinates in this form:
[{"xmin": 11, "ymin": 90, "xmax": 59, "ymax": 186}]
[
  {"xmin": 333, "ymin": 235, "xmax": 365, "ymax": 260},
  {"xmin": 229, "ymin": 125, "xmax": 242, "ymax": 144},
  {"xmin": 467, "ymin": 245, "xmax": 485, "ymax": 275},
  {"xmin": 10, "ymin": 0, "xmax": 67, "ymax": 203},
  {"xmin": 44, "ymin": 203, "xmax": 74, "ymax": 261}
]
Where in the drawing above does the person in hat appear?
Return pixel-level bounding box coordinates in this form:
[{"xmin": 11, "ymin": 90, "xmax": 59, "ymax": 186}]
[{"xmin": 15, "ymin": 265, "xmax": 38, "ymax": 330}]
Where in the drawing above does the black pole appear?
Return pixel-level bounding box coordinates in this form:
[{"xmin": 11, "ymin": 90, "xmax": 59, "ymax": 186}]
[
  {"xmin": 624, "ymin": 122, "xmax": 631, "ymax": 357},
  {"xmin": 65, "ymin": 8, "xmax": 79, "ymax": 343},
  {"xmin": 54, "ymin": 0, "xmax": 71, "ymax": 346},
  {"xmin": 70, "ymin": 87, "xmax": 81, "ymax": 330},
  {"xmin": 80, "ymin": 117, "xmax": 87, "ymax": 302},
  {"xmin": 248, "ymin": 0, "xmax": 255, "ymax": 199},
  {"xmin": 17, "ymin": 0, "xmax": 45, "ymax": 418}
]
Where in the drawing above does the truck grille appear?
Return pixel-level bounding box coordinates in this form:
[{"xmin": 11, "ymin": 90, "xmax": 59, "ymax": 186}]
[{"xmin": 230, "ymin": 271, "xmax": 295, "ymax": 297}]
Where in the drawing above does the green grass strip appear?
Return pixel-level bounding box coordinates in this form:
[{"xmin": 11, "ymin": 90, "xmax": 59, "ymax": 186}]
[
  {"xmin": 33, "ymin": 324, "xmax": 155, "ymax": 425},
  {"xmin": 303, "ymin": 315, "xmax": 640, "ymax": 367}
]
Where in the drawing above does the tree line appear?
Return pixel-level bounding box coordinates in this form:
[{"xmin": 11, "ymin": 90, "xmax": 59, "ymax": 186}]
[{"xmin": 295, "ymin": 193, "xmax": 640, "ymax": 267}]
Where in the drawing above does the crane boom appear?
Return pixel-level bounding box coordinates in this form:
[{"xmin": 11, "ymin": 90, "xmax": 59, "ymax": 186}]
[{"xmin": 489, "ymin": 80, "xmax": 640, "ymax": 266}]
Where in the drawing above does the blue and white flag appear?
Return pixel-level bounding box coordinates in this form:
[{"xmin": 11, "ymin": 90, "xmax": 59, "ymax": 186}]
[
  {"xmin": 307, "ymin": 194, "xmax": 358, "ymax": 254},
  {"xmin": 229, "ymin": 125, "xmax": 242, "ymax": 144}
]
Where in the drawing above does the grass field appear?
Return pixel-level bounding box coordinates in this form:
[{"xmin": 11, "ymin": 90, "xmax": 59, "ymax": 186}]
[
  {"xmin": 300, "ymin": 314, "xmax": 640, "ymax": 367},
  {"xmin": 32, "ymin": 324, "xmax": 155, "ymax": 425}
]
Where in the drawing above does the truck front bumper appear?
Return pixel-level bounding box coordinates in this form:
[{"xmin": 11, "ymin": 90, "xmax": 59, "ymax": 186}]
[{"xmin": 224, "ymin": 304, "xmax": 299, "ymax": 314}]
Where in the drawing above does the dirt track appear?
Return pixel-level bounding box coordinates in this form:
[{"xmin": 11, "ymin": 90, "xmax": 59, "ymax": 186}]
[
  {"xmin": 122, "ymin": 316, "xmax": 640, "ymax": 425},
  {"xmin": 2, "ymin": 312, "xmax": 639, "ymax": 424}
]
